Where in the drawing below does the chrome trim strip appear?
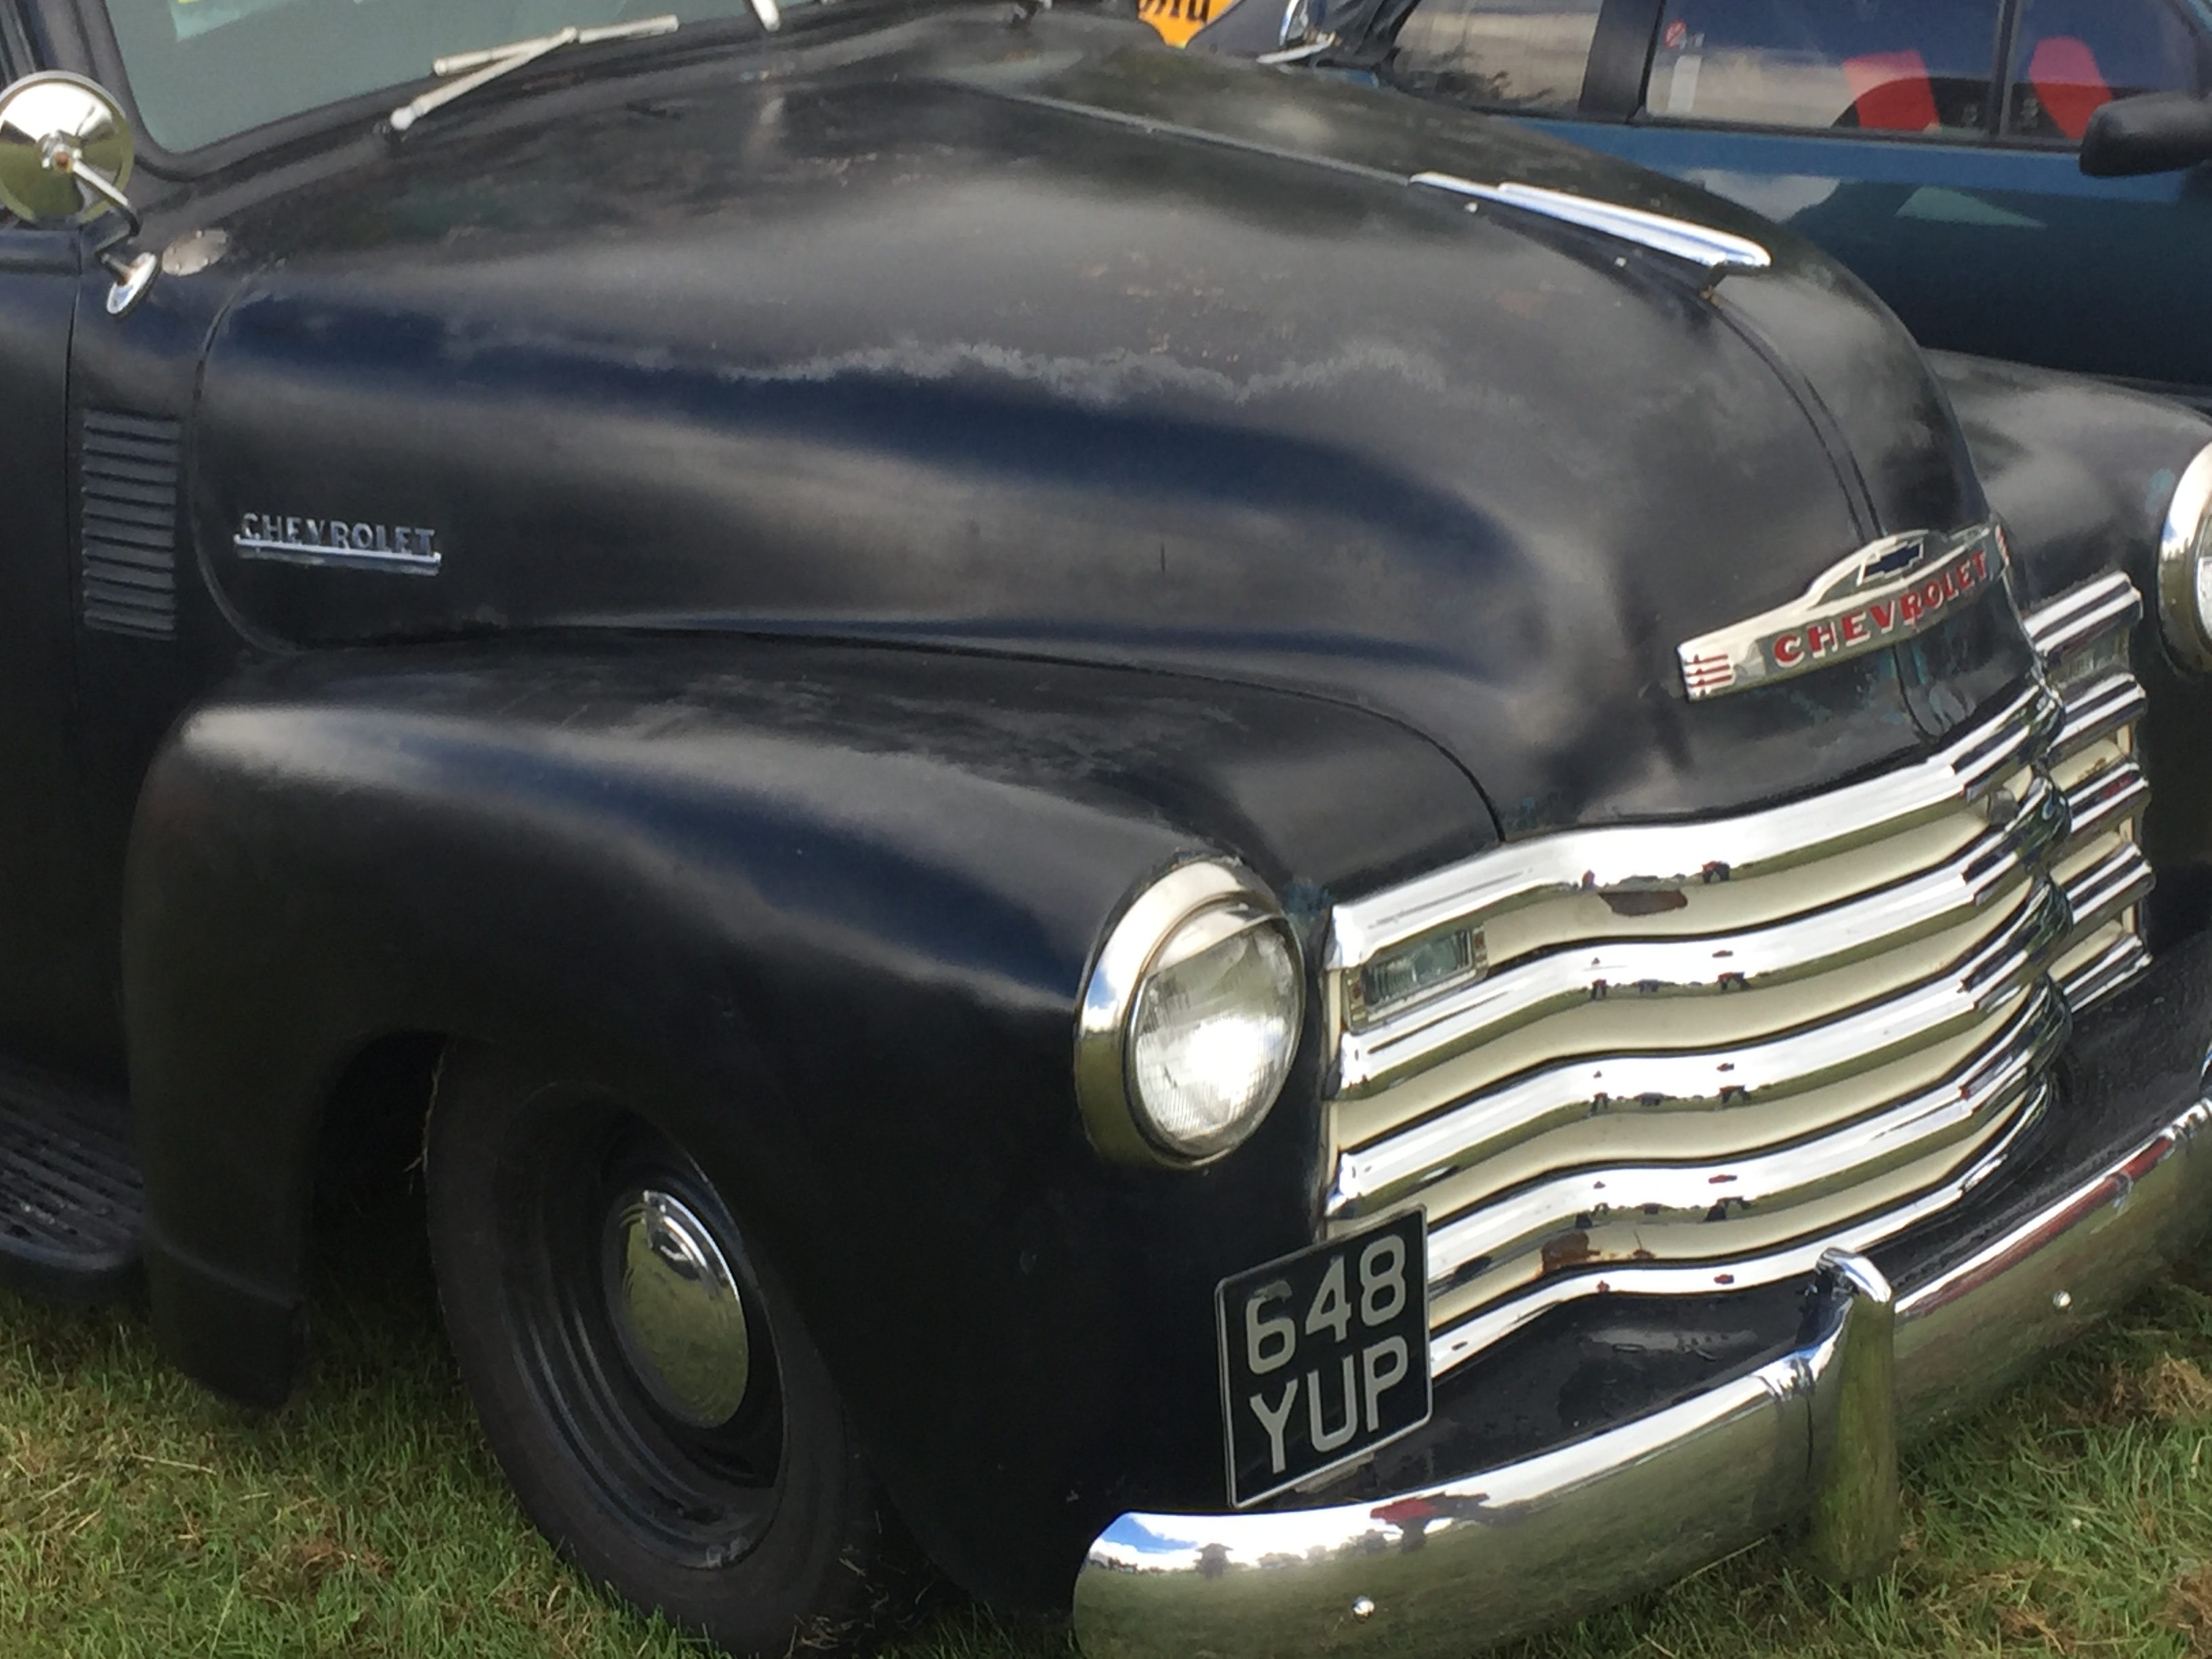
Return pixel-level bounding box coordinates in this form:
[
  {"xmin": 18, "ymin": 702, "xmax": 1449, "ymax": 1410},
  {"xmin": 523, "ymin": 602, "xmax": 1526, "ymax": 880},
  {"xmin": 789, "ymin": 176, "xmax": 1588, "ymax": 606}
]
[
  {"xmin": 2051, "ymin": 671, "xmax": 2148, "ymax": 764},
  {"xmin": 2058, "ymin": 840, "xmax": 2156, "ymax": 942},
  {"xmin": 2021, "ymin": 572, "xmax": 2143, "ymax": 665},
  {"xmin": 2060, "ymin": 758, "xmax": 2150, "ymax": 852},
  {"xmin": 1427, "ymin": 1079, "xmax": 2050, "ymax": 1377},
  {"xmin": 2055, "ymin": 933, "xmax": 2152, "ymax": 1016},
  {"xmin": 1410, "ymin": 173, "xmax": 1774, "ymax": 274},
  {"xmin": 1075, "ymin": 1097, "xmax": 2212, "ymax": 1659},
  {"xmin": 1338, "ymin": 794, "xmax": 2063, "ymax": 1097},
  {"xmin": 2158, "ymin": 442, "xmax": 2212, "ymax": 672},
  {"xmin": 1417, "ymin": 1002, "xmax": 2063, "ymax": 1322},
  {"xmin": 1328, "ymin": 683, "xmax": 2054, "ymax": 972},
  {"xmin": 1331, "ymin": 975, "xmax": 2059, "ymax": 1225},
  {"xmin": 231, "ymin": 534, "xmax": 442, "ymax": 576}
]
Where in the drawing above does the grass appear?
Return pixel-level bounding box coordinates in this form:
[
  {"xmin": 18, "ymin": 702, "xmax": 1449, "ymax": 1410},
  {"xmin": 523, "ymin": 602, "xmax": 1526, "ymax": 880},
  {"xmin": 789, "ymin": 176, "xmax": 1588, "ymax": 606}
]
[{"xmin": 6, "ymin": 1192, "xmax": 2212, "ymax": 1659}]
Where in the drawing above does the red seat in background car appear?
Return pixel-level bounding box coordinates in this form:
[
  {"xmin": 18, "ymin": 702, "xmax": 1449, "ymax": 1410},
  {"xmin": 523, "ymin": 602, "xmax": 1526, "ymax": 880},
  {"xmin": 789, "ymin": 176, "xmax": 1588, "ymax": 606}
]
[
  {"xmin": 1843, "ymin": 49, "xmax": 1940, "ymax": 131},
  {"xmin": 2028, "ymin": 35, "xmax": 2114, "ymax": 139}
]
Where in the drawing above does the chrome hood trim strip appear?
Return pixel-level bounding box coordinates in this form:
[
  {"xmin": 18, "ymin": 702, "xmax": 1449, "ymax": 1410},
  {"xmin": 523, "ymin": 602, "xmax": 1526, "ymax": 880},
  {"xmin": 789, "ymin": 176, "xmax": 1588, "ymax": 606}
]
[{"xmin": 1410, "ymin": 173, "xmax": 1774, "ymax": 276}]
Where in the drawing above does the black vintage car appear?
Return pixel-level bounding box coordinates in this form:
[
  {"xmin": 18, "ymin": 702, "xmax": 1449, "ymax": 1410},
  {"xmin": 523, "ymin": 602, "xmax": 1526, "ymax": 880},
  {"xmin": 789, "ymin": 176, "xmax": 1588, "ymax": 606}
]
[{"xmin": 0, "ymin": 1, "xmax": 2210, "ymax": 1654}]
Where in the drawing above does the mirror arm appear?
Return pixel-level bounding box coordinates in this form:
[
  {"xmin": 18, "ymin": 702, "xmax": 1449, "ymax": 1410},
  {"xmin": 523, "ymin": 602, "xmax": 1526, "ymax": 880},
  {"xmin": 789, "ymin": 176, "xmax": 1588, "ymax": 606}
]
[{"xmin": 39, "ymin": 134, "xmax": 158, "ymax": 316}]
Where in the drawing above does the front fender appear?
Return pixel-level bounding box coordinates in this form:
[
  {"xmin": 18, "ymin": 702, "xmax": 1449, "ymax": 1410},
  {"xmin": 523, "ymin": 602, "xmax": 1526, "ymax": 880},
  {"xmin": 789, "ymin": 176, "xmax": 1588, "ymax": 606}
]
[
  {"xmin": 1932, "ymin": 351, "xmax": 2212, "ymax": 936},
  {"xmin": 121, "ymin": 634, "xmax": 1491, "ymax": 1608}
]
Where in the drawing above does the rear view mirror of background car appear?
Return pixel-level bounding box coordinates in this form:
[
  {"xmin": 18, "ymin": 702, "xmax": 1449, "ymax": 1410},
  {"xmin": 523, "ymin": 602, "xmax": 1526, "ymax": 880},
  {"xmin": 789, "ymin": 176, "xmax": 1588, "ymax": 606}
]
[{"xmin": 2080, "ymin": 91, "xmax": 2212, "ymax": 179}]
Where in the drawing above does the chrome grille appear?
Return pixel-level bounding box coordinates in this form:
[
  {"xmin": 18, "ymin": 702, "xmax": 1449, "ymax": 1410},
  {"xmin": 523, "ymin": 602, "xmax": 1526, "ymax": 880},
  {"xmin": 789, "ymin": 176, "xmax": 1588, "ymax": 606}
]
[{"xmin": 1324, "ymin": 574, "xmax": 2150, "ymax": 1380}]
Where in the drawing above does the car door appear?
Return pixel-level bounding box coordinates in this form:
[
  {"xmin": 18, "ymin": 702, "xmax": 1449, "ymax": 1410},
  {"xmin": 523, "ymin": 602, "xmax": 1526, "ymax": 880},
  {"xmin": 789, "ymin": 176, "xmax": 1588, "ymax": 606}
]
[
  {"xmin": 1382, "ymin": 0, "xmax": 2013, "ymax": 351},
  {"xmin": 0, "ymin": 15, "xmax": 121, "ymax": 1072},
  {"xmin": 1960, "ymin": 0, "xmax": 2212, "ymax": 405},
  {"xmin": 1380, "ymin": 0, "xmax": 2212, "ymax": 407}
]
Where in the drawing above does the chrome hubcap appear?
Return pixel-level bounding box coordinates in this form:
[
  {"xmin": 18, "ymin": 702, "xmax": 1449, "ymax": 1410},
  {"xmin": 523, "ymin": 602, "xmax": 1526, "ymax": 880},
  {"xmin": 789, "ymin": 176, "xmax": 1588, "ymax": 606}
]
[{"xmin": 604, "ymin": 1187, "xmax": 752, "ymax": 1428}]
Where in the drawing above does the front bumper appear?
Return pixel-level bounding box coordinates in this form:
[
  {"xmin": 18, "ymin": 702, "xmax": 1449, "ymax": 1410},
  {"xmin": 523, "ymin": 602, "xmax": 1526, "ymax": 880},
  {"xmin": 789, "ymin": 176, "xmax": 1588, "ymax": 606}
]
[{"xmin": 1073, "ymin": 934, "xmax": 2212, "ymax": 1659}]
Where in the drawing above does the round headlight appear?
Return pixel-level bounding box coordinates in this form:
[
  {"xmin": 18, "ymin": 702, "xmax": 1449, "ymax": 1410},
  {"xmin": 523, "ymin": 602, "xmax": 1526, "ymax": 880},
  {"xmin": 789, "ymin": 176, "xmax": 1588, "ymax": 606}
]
[
  {"xmin": 1076, "ymin": 861, "xmax": 1304, "ymax": 1166},
  {"xmin": 2158, "ymin": 442, "xmax": 2212, "ymax": 672}
]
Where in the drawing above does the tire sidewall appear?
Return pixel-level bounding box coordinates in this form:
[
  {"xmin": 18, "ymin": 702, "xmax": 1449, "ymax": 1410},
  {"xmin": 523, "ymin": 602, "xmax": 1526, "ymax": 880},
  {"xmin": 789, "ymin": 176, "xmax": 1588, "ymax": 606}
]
[{"xmin": 426, "ymin": 1044, "xmax": 898, "ymax": 1654}]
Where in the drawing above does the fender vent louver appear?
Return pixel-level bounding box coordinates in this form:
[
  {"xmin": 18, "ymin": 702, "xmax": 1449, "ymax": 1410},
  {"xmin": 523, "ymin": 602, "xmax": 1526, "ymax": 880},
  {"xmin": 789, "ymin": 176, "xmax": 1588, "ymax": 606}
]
[{"xmin": 79, "ymin": 411, "xmax": 181, "ymax": 640}]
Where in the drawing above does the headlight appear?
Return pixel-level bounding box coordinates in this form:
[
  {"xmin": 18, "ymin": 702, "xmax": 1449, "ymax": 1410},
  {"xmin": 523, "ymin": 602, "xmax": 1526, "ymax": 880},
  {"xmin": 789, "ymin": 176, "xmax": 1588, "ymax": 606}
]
[
  {"xmin": 1076, "ymin": 861, "xmax": 1304, "ymax": 1166},
  {"xmin": 2158, "ymin": 442, "xmax": 2212, "ymax": 672}
]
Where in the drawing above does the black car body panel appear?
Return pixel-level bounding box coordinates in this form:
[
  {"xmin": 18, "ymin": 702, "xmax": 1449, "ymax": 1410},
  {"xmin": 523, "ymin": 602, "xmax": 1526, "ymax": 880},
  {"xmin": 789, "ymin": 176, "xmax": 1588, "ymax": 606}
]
[
  {"xmin": 127, "ymin": 640, "xmax": 1489, "ymax": 1601},
  {"xmin": 178, "ymin": 17, "xmax": 2025, "ymax": 844},
  {"xmin": 0, "ymin": 0, "xmax": 2209, "ymax": 1646}
]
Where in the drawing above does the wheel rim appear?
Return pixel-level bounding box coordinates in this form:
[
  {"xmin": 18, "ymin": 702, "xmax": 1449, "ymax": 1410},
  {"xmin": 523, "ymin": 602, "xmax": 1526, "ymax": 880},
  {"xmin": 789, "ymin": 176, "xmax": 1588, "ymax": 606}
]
[{"xmin": 499, "ymin": 1099, "xmax": 786, "ymax": 1568}]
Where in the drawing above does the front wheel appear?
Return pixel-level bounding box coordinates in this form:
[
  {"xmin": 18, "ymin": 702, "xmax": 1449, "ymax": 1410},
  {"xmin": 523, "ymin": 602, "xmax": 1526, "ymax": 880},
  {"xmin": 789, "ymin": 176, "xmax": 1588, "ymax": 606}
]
[{"xmin": 426, "ymin": 1046, "xmax": 910, "ymax": 1655}]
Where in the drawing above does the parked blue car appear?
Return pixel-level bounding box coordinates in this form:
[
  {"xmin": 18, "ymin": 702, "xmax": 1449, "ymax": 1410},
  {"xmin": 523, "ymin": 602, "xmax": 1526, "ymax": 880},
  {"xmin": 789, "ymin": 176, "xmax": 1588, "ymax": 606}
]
[{"xmin": 1182, "ymin": 0, "xmax": 2212, "ymax": 411}]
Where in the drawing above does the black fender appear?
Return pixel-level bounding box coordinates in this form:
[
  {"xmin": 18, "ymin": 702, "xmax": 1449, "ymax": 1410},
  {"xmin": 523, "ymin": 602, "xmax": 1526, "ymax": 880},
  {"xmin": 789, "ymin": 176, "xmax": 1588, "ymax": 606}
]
[
  {"xmin": 122, "ymin": 634, "xmax": 1492, "ymax": 1609},
  {"xmin": 1932, "ymin": 351, "xmax": 2212, "ymax": 939}
]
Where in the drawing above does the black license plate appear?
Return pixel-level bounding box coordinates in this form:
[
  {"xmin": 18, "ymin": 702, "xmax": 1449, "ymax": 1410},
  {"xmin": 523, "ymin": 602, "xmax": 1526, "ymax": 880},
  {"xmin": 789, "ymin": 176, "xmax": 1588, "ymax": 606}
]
[{"xmin": 1215, "ymin": 1209, "xmax": 1431, "ymax": 1508}]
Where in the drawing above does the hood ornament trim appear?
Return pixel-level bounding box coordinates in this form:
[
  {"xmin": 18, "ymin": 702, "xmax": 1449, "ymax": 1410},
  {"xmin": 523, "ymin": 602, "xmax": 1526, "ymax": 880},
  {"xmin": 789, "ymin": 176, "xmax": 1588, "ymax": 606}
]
[
  {"xmin": 1677, "ymin": 525, "xmax": 2004, "ymax": 701},
  {"xmin": 1411, "ymin": 173, "xmax": 1773, "ymax": 276}
]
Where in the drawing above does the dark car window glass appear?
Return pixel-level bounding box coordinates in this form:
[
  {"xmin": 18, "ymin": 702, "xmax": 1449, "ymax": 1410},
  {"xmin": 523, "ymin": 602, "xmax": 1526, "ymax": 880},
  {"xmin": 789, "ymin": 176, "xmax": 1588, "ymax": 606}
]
[
  {"xmin": 1390, "ymin": 0, "xmax": 1606, "ymax": 112},
  {"xmin": 2006, "ymin": 0, "xmax": 2205, "ymax": 141},
  {"xmin": 1643, "ymin": 0, "xmax": 2002, "ymax": 134},
  {"xmin": 100, "ymin": 0, "xmax": 782, "ymax": 154}
]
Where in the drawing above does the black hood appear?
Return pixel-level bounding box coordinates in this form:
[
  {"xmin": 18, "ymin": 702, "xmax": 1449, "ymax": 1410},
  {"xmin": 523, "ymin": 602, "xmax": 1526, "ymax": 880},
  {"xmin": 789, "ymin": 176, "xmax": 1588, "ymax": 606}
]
[{"xmin": 186, "ymin": 4, "xmax": 2030, "ymax": 840}]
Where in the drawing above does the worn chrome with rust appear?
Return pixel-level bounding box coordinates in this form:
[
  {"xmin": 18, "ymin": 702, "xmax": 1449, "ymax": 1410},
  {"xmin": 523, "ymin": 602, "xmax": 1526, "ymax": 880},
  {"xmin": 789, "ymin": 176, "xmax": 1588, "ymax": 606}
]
[
  {"xmin": 1075, "ymin": 1097, "xmax": 2212, "ymax": 1657},
  {"xmin": 1325, "ymin": 586, "xmax": 2148, "ymax": 1382}
]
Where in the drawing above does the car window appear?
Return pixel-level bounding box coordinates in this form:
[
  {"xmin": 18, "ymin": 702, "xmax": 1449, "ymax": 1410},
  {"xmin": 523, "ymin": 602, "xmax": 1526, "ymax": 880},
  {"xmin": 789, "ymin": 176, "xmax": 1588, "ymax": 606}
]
[
  {"xmin": 2005, "ymin": 0, "xmax": 2207, "ymax": 142},
  {"xmin": 100, "ymin": 0, "xmax": 785, "ymax": 154},
  {"xmin": 1389, "ymin": 0, "xmax": 1607, "ymax": 112},
  {"xmin": 1642, "ymin": 0, "xmax": 2003, "ymax": 135}
]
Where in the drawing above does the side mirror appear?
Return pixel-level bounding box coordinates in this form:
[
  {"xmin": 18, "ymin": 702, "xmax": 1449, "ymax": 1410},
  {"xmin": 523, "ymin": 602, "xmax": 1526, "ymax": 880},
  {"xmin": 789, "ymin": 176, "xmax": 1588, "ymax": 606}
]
[
  {"xmin": 2080, "ymin": 91, "xmax": 2212, "ymax": 179},
  {"xmin": 0, "ymin": 72, "xmax": 159, "ymax": 314}
]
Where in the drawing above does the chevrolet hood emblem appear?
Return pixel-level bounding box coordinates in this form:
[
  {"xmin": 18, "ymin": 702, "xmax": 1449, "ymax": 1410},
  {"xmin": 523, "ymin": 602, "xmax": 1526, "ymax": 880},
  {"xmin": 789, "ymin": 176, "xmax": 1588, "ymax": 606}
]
[{"xmin": 1678, "ymin": 525, "xmax": 2004, "ymax": 701}]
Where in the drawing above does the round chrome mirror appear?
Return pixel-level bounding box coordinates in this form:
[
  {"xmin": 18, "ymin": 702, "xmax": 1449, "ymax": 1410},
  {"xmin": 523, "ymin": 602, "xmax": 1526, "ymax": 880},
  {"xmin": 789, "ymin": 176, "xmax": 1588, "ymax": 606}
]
[{"xmin": 0, "ymin": 73, "xmax": 136, "ymax": 226}]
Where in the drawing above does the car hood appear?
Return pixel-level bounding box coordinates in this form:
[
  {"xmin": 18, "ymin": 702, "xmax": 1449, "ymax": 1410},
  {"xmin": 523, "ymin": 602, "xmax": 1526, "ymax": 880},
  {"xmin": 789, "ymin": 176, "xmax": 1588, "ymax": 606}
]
[{"xmin": 188, "ymin": 3, "xmax": 2029, "ymax": 840}]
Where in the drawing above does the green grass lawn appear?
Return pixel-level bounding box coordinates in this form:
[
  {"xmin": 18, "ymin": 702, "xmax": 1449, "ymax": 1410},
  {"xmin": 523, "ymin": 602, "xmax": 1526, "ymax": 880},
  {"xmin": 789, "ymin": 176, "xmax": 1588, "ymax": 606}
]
[{"xmin": 6, "ymin": 1194, "xmax": 2212, "ymax": 1659}]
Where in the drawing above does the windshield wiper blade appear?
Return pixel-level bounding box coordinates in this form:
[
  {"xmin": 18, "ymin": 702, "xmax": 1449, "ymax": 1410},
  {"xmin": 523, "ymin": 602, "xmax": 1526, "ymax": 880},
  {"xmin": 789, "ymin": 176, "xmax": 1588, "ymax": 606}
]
[{"xmin": 388, "ymin": 14, "xmax": 687, "ymax": 134}]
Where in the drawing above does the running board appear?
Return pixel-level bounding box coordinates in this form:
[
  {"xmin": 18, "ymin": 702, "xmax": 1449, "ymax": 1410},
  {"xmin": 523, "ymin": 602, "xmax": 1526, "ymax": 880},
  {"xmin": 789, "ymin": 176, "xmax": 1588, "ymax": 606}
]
[{"xmin": 0, "ymin": 1059, "xmax": 142, "ymax": 1304}]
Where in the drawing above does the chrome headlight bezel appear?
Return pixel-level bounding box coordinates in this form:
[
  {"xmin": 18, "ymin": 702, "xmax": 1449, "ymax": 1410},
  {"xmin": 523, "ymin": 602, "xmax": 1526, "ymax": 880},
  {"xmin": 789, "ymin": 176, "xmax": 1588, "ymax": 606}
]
[
  {"xmin": 2158, "ymin": 442, "xmax": 2212, "ymax": 673},
  {"xmin": 1075, "ymin": 860, "xmax": 1305, "ymax": 1168}
]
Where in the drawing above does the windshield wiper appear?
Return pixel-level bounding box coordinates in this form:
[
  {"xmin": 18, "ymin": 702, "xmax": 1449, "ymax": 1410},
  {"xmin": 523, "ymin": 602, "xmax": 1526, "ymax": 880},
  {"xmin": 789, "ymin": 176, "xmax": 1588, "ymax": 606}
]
[{"xmin": 388, "ymin": 14, "xmax": 697, "ymax": 134}]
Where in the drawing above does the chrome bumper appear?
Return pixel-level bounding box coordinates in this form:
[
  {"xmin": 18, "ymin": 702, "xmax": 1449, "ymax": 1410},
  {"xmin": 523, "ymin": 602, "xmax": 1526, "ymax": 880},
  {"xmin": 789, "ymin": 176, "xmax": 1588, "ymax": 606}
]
[{"xmin": 1073, "ymin": 1090, "xmax": 2212, "ymax": 1659}]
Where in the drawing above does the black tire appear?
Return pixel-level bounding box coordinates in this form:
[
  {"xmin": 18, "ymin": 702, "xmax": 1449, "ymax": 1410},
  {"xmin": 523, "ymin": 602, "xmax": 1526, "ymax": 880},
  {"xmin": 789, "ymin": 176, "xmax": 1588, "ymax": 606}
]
[{"xmin": 426, "ymin": 1044, "xmax": 911, "ymax": 1656}]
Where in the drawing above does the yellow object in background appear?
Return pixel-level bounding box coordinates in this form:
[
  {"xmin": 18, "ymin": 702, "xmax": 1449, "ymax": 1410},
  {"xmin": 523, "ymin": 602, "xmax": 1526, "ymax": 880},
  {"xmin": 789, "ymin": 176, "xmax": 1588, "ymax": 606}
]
[{"xmin": 1137, "ymin": 0, "xmax": 1242, "ymax": 47}]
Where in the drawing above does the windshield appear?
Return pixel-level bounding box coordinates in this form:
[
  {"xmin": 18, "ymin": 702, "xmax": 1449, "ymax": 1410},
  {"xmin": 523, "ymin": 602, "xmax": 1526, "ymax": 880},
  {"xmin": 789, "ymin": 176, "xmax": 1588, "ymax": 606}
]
[{"xmin": 102, "ymin": 0, "xmax": 773, "ymax": 153}]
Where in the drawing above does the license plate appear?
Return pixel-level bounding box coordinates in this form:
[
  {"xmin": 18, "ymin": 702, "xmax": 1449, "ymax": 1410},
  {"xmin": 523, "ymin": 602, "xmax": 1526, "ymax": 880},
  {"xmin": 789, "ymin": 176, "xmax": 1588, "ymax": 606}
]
[{"xmin": 1215, "ymin": 1209, "xmax": 1431, "ymax": 1508}]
